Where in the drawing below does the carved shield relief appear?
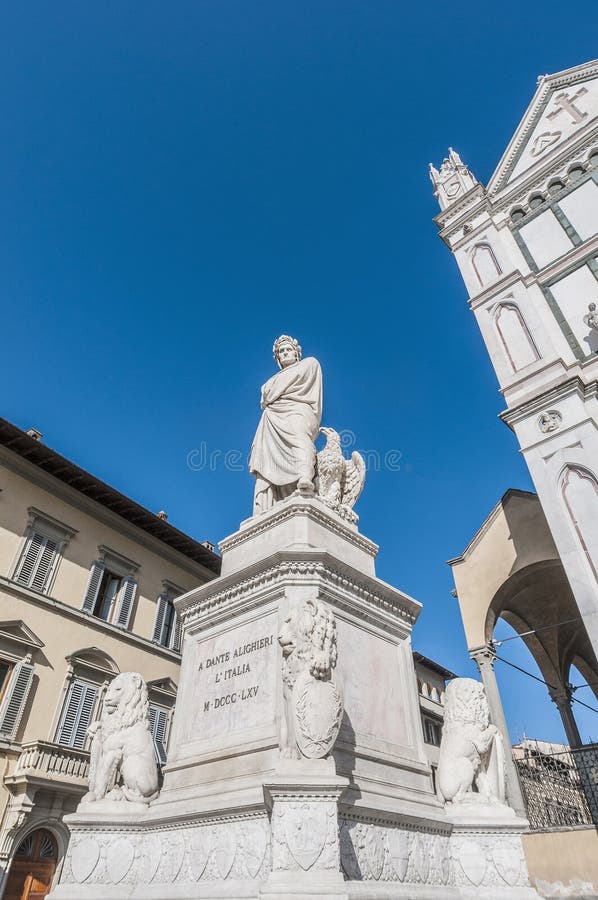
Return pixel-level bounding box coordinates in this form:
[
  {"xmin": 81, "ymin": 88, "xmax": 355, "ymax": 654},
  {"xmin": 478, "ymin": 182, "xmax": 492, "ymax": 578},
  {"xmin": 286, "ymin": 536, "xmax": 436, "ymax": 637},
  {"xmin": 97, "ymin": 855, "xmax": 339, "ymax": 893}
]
[
  {"xmin": 243, "ymin": 820, "xmax": 269, "ymax": 878},
  {"xmin": 106, "ymin": 837, "xmax": 135, "ymax": 884},
  {"xmin": 187, "ymin": 829, "xmax": 210, "ymax": 881},
  {"xmin": 293, "ymin": 669, "xmax": 343, "ymax": 759},
  {"xmin": 457, "ymin": 839, "xmax": 487, "ymax": 886},
  {"xmin": 364, "ymin": 828, "xmax": 385, "ymax": 880},
  {"xmin": 386, "ymin": 829, "xmax": 409, "ymax": 882},
  {"xmin": 284, "ymin": 802, "xmax": 327, "ymax": 870},
  {"xmin": 493, "ymin": 842, "xmax": 522, "ymax": 886},
  {"xmin": 214, "ymin": 828, "xmax": 237, "ymax": 879},
  {"xmin": 70, "ymin": 838, "xmax": 100, "ymax": 884},
  {"xmin": 140, "ymin": 834, "xmax": 163, "ymax": 883}
]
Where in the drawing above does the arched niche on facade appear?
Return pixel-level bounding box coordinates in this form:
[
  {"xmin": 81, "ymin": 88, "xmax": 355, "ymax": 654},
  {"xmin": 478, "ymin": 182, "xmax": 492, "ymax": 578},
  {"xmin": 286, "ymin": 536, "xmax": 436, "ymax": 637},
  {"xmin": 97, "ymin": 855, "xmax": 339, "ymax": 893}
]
[
  {"xmin": 493, "ymin": 302, "xmax": 540, "ymax": 373},
  {"xmin": 560, "ymin": 465, "xmax": 598, "ymax": 583},
  {"xmin": 471, "ymin": 242, "xmax": 502, "ymax": 287}
]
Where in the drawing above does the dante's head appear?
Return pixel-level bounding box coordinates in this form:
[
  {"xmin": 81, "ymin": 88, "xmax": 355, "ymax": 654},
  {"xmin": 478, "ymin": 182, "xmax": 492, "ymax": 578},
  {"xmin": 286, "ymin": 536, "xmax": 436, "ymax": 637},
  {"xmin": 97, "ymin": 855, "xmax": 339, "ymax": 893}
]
[{"xmin": 273, "ymin": 334, "xmax": 302, "ymax": 369}]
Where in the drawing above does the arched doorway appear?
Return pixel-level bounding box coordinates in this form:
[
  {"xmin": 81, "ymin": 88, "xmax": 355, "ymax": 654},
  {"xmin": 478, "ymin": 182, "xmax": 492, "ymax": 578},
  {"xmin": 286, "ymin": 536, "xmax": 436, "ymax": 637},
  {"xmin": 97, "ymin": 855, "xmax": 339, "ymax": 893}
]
[{"xmin": 4, "ymin": 829, "xmax": 58, "ymax": 900}]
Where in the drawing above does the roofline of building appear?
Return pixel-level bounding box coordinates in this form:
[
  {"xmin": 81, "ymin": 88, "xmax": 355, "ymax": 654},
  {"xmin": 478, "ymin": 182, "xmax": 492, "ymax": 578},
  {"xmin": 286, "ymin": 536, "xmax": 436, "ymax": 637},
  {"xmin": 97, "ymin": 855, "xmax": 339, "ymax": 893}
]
[
  {"xmin": 412, "ymin": 650, "xmax": 457, "ymax": 680},
  {"xmin": 447, "ymin": 488, "xmax": 538, "ymax": 567},
  {"xmin": 0, "ymin": 418, "xmax": 221, "ymax": 575}
]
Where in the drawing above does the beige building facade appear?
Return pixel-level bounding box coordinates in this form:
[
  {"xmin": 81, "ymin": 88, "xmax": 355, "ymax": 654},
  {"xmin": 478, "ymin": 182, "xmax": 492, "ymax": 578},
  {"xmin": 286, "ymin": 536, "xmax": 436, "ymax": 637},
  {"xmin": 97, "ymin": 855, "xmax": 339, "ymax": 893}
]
[
  {"xmin": 412, "ymin": 651, "xmax": 455, "ymax": 780},
  {"xmin": 0, "ymin": 418, "xmax": 219, "ymax": 899}
]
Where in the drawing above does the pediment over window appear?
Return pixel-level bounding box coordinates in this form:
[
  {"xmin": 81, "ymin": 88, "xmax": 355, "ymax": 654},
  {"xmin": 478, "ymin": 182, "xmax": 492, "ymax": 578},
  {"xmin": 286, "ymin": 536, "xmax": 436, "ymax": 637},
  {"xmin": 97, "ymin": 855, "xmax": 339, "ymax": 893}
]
[
  {"xmin": 0, "ymin": 620, "xmax": 44, "ymax": 650},
  {"xmin": 66, "ymin": 646, "xmax": 120, "ymax": 677},
  {"xmin": 147, "ymin": 677, "xmax": 177, "ymax": 699}
]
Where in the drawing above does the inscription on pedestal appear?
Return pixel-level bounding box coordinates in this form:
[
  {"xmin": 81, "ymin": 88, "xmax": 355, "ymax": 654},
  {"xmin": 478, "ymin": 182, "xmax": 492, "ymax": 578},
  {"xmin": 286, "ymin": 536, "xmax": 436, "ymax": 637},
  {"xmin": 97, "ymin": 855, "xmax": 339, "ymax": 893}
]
[{"xmin": 184, "ymin": 613, "xmax": 278, "ymax": 745}]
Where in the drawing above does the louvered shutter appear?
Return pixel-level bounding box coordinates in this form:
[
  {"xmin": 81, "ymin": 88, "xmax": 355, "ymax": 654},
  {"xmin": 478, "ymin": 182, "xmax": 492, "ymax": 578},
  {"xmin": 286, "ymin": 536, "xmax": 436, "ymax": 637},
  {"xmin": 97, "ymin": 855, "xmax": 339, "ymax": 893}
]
[
  {"xmin": 0, "ymin": 661, "xmax": 34, "ymax": 739},
  {"xmin": 81, "ymin": 561, "xmax": 105, "ymax": 613},
  {"xmin": 152, "ymin": 593, "xmax": 169, "ymax": 644},
  {"xmin": 14, "ymin": 533, "xmax": 44, "ymax": 586},
  {"xmin": 56, "ymin": 681, "xmax": 98, "ymax": 748},
  {"xmin": 115, "ymin": 577, "xmax": 137, "ymax": 628},
  {"xmin": 30, "ymin": 536, "xmax": 58, "ymax": 592},
  {"xmin": 15, "ymin": 532, "xmax": 58, "ymax": 593},
  {"xmin": 172, "ymin": 614, "xmax": 182, "ymax": 653},
  {"xmin": 149, "ymin": 704, "xmax": 169, "ymax": 764}
]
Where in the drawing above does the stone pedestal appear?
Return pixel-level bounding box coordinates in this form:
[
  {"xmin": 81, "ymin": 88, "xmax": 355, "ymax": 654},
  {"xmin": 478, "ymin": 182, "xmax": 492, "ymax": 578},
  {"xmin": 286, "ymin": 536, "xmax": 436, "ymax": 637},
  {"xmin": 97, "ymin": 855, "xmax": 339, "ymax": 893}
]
[
  {"xmin": 448, "ymin": 807, "xmax": 539, "ymax": 899},
  {"xmin": 260, "ymin": 759, "xmax": 348, "ymax": 899},
  {"xmin": 48, "ymin": 496, "xmax": 540, "ymax": 899}
]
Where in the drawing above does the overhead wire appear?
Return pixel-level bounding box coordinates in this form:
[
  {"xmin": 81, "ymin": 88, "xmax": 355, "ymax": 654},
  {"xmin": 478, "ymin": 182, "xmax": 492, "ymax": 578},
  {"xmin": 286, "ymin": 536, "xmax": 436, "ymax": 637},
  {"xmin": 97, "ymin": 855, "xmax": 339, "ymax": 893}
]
[{"xmin": 493, "ymin": 651, "xmax": 598, "ymax": 717}]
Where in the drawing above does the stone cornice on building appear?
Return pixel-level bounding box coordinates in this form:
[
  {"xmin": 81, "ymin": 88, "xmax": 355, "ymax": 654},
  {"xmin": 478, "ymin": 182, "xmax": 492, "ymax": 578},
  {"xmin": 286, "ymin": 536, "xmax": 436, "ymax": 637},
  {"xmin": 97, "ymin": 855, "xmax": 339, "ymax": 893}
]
[
  {"xmin": 0, "ymin": 576, "xmax": 182, "ymax": 663},
  {"xmin": 499, "ymin": 375, "xmax": 598, "ymax": 430},
  {"xmin": 0, "ymin": 418, "xmax": 220, "ymax": 578}
]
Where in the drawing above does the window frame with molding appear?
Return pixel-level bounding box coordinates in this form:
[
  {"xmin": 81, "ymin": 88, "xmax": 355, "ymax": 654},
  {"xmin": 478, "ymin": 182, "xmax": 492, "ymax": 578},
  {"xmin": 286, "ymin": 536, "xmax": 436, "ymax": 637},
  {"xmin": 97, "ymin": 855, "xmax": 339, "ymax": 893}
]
[
  {"xmin": 52, "ymin": 648, "xmax": 120, "ymax": 749},
  {"xmin": 11, "ymin": 507, "xmax": 77, "ymax": 596},
  {"xmin": 81, "ymin": 546, "xmax": 139, "ymax": 630}
]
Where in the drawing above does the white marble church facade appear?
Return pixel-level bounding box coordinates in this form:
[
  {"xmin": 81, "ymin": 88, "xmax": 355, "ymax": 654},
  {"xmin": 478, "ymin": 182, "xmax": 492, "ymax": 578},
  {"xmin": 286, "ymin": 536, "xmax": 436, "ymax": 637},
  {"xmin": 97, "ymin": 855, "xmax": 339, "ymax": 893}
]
[{"xmin": 431, "ymin": 59, "xmax": 598, "ymax": 661}]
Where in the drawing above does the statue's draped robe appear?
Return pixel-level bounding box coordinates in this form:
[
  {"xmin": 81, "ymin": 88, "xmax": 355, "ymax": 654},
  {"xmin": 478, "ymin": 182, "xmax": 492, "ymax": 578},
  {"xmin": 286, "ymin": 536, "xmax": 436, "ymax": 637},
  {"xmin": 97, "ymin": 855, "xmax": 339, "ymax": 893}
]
[{"xmin": 250, "ymin": 357, "xmax": 322, "ymax": 490}]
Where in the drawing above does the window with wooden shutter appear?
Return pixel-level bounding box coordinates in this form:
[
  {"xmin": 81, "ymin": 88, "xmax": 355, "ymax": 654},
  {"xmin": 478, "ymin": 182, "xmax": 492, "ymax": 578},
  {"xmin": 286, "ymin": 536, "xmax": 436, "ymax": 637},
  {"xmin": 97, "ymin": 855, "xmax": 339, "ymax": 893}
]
[
  {"xmin": 152, "ymin": 592, "xmax": 181, "ymax": 651},
  {"xmin": 152, "ymin": 594, "xmax": 169, "ymax": 643},
  {"xmin": 81, "ymin": 561, "xmax": 105, "ymax": 613},
  {"xmin": 56, "ymin": 680, "xmax": 98, "ymax": 749},
  {"xmin": 115, "ymin": 577, "xmax": 137, "ymax": 629},
  {"xmin": 0, "ymin": 660, "xmax": 35, "ymax": 740},
  {"xmin": 148, "ymin": 703, "xmax": 169, "ymax": 764},
  {"xmin": 14, "ymin": 532, "xmax": 59, "ymax": 594}
]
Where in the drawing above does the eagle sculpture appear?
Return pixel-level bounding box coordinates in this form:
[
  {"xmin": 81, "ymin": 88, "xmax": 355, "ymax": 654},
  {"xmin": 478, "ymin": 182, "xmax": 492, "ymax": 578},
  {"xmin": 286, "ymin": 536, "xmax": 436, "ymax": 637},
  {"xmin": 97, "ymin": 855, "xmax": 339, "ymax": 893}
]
[{"xmin": 316, "ymin": 427, "xmax": 366, "ymax": 523}]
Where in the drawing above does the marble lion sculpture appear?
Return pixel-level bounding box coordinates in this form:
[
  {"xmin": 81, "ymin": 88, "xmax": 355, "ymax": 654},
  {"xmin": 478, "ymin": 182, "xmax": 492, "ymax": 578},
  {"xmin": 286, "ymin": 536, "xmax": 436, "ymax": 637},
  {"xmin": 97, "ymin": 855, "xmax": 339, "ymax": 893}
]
[
  {"xmin": 436, "ymin": 677, "xmax": 506, "ymax": 806},
  {"xmin": 278, "ymin": 598, "xmax": 344, "ymax": 759},
  {"xmin": 81, "ymin": 672, "xmax": 159, "ymax": 806}
]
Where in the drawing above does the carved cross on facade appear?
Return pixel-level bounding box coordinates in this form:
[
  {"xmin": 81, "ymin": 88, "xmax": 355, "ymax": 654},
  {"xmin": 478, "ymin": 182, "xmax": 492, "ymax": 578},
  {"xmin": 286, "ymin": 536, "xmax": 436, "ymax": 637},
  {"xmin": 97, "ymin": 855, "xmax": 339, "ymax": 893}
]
[{"xmin": 547, "ymin": 88, "xmax": 589, "ymax": 125}]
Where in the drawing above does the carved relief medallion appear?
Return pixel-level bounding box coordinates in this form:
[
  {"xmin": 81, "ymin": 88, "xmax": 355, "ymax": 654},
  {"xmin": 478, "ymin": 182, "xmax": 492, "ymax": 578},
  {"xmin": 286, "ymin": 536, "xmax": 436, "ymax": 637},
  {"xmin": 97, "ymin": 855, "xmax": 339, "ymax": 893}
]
[
  {"xmin": 284, "ymin": 802, "xmax": 327, "ymax": 870},
  {"xmin": 293, "ymin": 669, "xmax": 343, "ymax": 758},
  {"xmin": 70, "ymin": 837, "xmax": 100, "ymax": 883},
  {"xmin": 493, "ymin": 842, "xmax": 522, "ymax": 886},
  {"xmin": 106, "ymin": 837, "xmax": 135, "ymax": 884},
  {"xmin": 457, "ymin": 839, "xmax": 487, "ymax": 886},
  {"xmin": 386, "ymin": 829, "xmax": 409, "ymax": 882},
  {"xmin": 538, "ymin": 410, "xmax": 562, "ymax": 433}
]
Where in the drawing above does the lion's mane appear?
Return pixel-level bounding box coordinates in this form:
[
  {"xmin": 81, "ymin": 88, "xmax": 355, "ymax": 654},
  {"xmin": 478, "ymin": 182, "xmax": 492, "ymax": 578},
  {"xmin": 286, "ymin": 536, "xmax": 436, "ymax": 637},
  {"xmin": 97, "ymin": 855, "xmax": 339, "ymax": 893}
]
[
  {"xmin": 442, "ymin": 677, "xmax": 489, "ymax": 734},
  {"xmin": 100, "ymin": 672, "xmax": 151, "ymax": 735},
  {"xmin": 280, "ymin": 598, "xmax": 337, "ymax": 689}
]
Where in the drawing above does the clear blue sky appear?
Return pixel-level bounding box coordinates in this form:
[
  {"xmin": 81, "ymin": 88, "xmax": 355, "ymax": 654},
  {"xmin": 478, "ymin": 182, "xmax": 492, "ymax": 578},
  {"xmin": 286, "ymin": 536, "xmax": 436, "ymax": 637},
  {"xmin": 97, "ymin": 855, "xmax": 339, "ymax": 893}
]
[{"xmin": 1, "ymin": 1, "xmax": 597, "ymax": 743}]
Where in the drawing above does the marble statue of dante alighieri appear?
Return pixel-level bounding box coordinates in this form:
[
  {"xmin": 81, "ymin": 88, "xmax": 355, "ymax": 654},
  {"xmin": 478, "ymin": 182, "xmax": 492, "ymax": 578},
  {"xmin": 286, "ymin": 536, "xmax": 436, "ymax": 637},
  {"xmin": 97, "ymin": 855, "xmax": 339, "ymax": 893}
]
[{"xmin": 250, "ymin": 335, "xmax": 322, "ymax": 514}]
